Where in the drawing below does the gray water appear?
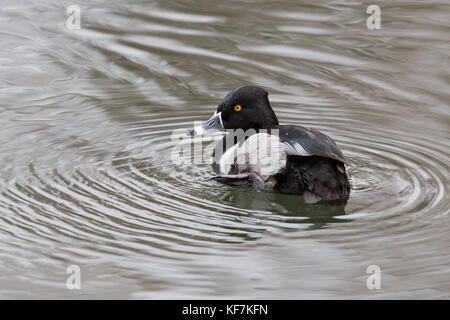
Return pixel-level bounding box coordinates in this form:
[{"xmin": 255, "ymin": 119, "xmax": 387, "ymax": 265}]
[{"xmin": 0, "ymin": 0, "xmax": 449, "ymax": 299}]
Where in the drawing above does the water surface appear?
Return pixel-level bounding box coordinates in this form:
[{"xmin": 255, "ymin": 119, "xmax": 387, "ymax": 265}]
[{"xmin": 0, "ymin": 0, "xmax": 449, "ymax": 299}]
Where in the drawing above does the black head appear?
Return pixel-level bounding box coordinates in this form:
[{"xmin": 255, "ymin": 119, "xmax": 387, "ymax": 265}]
[
  {"xmin": 187, "ymin": 86, "xmax": 279, "ymax": 136},
  {"xmin": 217, "ymin": 86, "xmax": 279, "ymax": 131}
]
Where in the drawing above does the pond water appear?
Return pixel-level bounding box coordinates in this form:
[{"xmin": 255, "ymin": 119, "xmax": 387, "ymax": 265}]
[{"xmin": 0, "ymin": 0, "xmax": 448, "ymax": 299}]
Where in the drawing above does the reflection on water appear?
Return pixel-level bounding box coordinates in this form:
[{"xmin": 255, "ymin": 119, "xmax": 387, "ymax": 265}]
[{"xmin": 0, "ymin": 0, "xmax": 448, "ymax": 299}]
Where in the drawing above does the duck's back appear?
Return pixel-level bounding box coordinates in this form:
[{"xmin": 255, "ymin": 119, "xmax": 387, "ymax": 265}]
[
  {"xmin": 276, "ymin": 125, "xmax": 350, "ymax": 204},
  {"xmin": 278, "ymin": 125, "xmax": 345, "ymax": 163}
]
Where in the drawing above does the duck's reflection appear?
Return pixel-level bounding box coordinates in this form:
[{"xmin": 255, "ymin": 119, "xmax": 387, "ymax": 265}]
[{"xmin": 217, "ymin": 186, "xmax": 351, "ymax": 230}]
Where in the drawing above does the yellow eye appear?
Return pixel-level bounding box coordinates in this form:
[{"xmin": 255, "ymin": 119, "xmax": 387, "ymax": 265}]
[{"xmin": 234, "ymin": 105, "xmax": 242, "ymax": 111}]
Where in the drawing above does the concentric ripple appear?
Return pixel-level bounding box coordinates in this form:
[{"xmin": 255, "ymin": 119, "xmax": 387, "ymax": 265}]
[{"xmin": 0, "ymin": 0, "xmax": 448, "ymax": 299}]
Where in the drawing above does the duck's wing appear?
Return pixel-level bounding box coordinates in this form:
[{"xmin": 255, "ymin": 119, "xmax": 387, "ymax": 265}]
[{"xmin": 277, "ymin": 125, "xmax": 346, "ymax": 163}]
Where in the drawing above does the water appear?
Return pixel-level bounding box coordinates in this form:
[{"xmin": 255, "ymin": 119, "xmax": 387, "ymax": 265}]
[{"xmin": 0, "ymin": 0, "xmax": 448, "ymax": 299}]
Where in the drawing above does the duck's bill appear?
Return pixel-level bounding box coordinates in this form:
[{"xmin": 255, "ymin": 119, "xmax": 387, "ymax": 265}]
[{"xmin": 187, "ymin": 112, "xmax": 224, "ymax": 136}]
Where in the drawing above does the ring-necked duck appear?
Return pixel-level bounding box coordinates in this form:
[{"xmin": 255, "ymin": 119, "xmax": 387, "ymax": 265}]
[{"xmin": 188, "ymin": 86, "xmax": 350, "ymax": 205}]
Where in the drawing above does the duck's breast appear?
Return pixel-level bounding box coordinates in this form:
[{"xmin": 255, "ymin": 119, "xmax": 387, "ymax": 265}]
[{"xmin": 219, "ymin": 133, "xmax": 287, "ymax": 179}]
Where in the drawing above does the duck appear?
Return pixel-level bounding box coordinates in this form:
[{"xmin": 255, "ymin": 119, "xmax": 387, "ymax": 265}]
[{"xmin": 187, "ymin": 85, "xmax": 350, "ymax": 205}]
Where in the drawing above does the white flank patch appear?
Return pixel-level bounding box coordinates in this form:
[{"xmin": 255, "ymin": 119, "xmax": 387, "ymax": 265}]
[{"xmin": 219, "ymin": 133, "xmax": 287, "ymax": 179}]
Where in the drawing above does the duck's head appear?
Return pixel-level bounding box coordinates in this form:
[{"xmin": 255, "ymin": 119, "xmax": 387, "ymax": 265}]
[{"xmin": 188, "ymin": 86, "xmax": 279, "ymax": 135}]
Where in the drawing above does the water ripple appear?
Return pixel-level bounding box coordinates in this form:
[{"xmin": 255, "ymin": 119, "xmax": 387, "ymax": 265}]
[{"xmin": 0, "ymin": 0, "xmax": 448, "ymax": 299}]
